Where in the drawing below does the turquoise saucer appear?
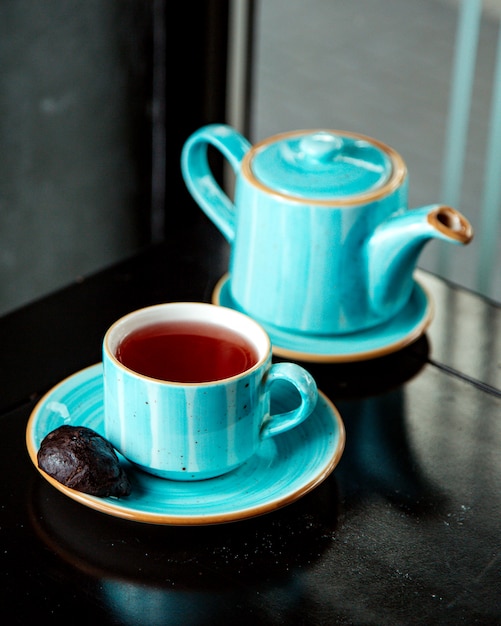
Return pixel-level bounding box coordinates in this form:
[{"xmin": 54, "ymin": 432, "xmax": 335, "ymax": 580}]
[
  {"xmin": 212, "ymin": 274, "xmax": 433, "ymax": 362},
  {"xmin": 26, "ymin": 364, "xmax": 345, "ymax": 526}
]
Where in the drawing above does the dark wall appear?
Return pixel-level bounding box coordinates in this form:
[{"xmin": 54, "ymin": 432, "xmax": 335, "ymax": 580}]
[
  {"xmin": 0, "ymin": 0, "xmax": 232, "ymax": 313},
  {"xmin": 160, "ymin": 0, "xmax": 230, "ymax": 238},
  {"xmin": 0, "ymin": 1, "xmax": 154, "ymax": 313}
]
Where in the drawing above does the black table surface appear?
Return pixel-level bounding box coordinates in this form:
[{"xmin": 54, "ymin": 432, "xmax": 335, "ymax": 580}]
[{"xmin": 1, "ymin": 214, "xmax": 500, "ymax": 625}]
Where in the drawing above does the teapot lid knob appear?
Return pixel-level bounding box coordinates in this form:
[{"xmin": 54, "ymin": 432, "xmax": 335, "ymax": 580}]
[
  {"xmin": 250, "ymin": 130, "xmax": 394, "ymax": 200},
  {"xmin": 298, "ymin": 133, "xmax": 345, "ymax": 162}
]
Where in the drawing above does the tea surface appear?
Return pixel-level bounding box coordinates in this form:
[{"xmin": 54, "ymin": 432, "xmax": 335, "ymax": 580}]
[{"xmin": 116, "ymin": 320, "xmax": 259, "ymax": 382}]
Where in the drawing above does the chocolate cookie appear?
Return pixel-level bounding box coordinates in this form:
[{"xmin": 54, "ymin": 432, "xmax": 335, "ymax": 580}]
[{"xmin": 37, "ymin": 425, "xmax": 131, "ymax": 497}]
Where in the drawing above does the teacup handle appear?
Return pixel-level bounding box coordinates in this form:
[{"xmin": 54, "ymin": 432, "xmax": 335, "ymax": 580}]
[
  {"xmin": 260, "ymin": 362, "xmax": 318, "ymax": 439},
  {"xmin": 181, "ymin": 123, "xmax": 251, "ymax": 243}
]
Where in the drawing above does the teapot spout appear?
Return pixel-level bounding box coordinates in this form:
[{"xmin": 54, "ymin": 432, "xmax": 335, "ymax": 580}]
[{"xmin": 367, "ymin": 205, "xmax": 473, "ymax": 317}]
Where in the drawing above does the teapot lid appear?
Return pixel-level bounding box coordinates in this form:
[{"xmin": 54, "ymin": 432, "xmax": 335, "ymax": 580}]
[{"xmin": 249, "ymin": 130, "xmax": 394, "ymax": 200}]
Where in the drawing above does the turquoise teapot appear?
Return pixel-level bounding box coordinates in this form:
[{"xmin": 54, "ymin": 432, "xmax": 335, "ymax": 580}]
[{"xmin": 181, "ymin": 125, "xmax": 473, "ymax": 335}]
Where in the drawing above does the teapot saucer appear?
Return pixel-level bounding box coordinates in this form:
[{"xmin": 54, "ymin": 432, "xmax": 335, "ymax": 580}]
[{"xmin": 212, "ymin": 274, "xmax": 433, "ymax": 363}]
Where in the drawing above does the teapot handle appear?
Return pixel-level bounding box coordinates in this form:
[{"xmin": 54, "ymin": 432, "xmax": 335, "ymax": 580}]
[{"xmin": 181, "ymin": 124, "xmax": 251, "ymax": 242}]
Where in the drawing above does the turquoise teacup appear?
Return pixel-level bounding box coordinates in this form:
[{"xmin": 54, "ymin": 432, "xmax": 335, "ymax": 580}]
[{"xmin": 103, "ymin": 302, "xmax": 318, "ymax": 480}]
